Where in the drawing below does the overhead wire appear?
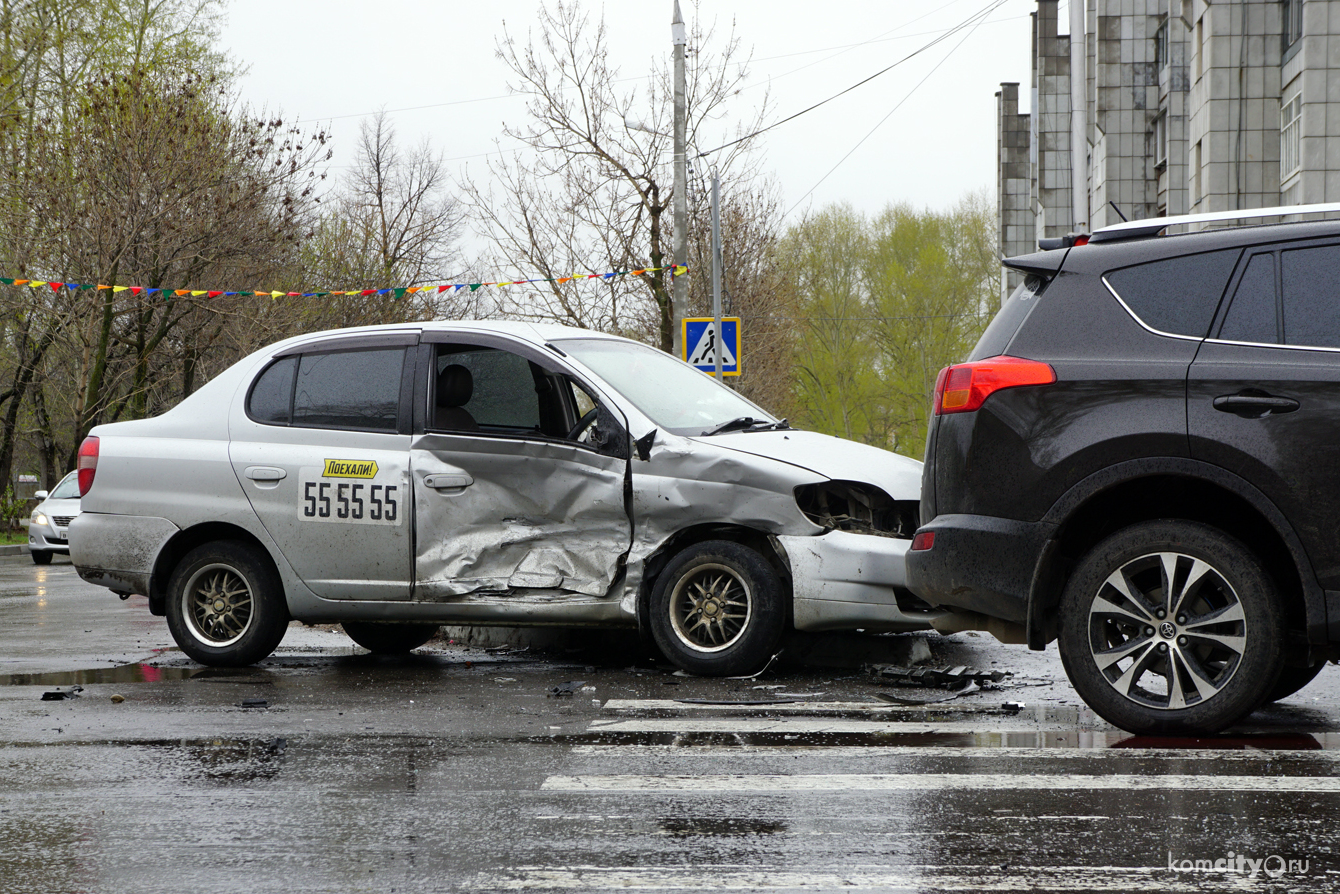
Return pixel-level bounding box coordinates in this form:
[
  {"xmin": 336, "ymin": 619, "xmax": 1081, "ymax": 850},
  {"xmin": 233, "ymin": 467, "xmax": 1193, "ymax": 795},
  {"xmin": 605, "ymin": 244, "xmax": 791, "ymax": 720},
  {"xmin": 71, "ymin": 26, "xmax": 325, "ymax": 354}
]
[
  {"xmin": 695, "ymin": 0, "xmax": 1009, "ymax": 160},
  {"xmin": 782, "ymin": 0, "xmax": 1001, "ymax": 218}
]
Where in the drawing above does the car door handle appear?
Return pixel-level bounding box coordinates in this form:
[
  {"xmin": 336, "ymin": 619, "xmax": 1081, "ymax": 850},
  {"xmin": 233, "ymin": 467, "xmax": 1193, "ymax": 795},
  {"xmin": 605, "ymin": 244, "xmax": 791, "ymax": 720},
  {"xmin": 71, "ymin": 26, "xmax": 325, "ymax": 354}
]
[
  {"xmin": 1212, "ymin": 392, "xmax": 1300, "ymax": 418},
  {"xmin": 244, "ymin": 466, "xmax": 287, "ymax": 481},
  {"xmin": 424, "ymin": 473, "xmax": 474, "ymax": 490}
]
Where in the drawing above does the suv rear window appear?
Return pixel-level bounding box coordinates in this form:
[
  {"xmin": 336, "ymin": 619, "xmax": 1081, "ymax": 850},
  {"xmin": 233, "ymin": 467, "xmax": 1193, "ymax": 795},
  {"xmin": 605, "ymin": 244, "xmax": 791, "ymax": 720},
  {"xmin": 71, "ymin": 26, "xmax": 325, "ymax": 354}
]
[{"xmin": 1105, "ymin": 249, "xmax": 1241, "ymax": 337}]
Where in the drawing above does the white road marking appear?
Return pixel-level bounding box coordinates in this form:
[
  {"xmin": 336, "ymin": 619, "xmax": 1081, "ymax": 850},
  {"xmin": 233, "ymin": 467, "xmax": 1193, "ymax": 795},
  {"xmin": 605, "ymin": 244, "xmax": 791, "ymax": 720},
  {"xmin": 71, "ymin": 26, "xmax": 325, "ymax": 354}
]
[
  {"xmin": 478, "ymin": 867, "xmax": 1220, "ymax": 891},
  {"xmin": 540, "ymin": 772, "xmax": 1340, "ymax": 793},
  {"xmin": 569, "ymin": 744, "xmax": 1340, "ymax": 760},
  {"xmin": 589, "ymin": 718, "xmax": 1023, "ymax": 734},
  {"xmin": 601, "ymin": 698, "xmax": 940, "ymax": 713}
]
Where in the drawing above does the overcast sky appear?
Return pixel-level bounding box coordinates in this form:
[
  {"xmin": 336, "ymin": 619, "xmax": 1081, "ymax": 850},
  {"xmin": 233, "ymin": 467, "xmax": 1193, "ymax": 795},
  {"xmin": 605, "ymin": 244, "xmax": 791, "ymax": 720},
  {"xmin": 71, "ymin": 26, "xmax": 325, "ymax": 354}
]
[{"xmin": 218, "ymin": 0, "xmax": 1035, "ymax": 230}]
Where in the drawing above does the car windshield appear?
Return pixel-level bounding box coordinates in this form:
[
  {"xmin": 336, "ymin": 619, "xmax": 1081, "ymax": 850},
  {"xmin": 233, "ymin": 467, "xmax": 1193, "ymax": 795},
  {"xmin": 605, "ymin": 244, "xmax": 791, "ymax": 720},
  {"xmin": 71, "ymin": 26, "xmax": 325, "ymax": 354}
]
[
  {"xmin": 556, "ymin": 337, "xmax": 776, "ymax": 436},
  {"xmin": 48, "ymin": 472, "xmax": 80, "ymax": 500}
]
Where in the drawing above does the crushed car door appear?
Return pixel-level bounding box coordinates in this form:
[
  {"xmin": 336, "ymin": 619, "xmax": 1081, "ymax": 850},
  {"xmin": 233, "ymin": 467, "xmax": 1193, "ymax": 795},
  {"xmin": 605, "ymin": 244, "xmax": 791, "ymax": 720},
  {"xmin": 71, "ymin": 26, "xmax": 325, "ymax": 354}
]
[{"xmin": 409, "ymin": 335, "xmax": 632, "ymax": 600}]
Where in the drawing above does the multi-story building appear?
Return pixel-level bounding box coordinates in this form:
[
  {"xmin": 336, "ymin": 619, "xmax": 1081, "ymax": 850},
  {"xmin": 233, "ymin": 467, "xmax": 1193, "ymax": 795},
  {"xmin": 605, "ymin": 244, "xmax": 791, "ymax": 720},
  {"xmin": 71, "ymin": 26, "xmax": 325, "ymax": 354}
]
[{"xmin": 997, "ymin": 0, "xmax": 1340, "ymax": 296}]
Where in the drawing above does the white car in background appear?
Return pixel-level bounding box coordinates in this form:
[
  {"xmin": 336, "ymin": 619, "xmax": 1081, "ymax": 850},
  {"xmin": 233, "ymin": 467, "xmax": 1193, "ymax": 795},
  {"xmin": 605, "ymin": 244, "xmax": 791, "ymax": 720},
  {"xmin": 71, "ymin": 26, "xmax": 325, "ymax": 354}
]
[
  {"xmin": 69, "ymin": 321, "xmax": 939, "ymax": 675},
  {"xmin": 29, "ymin": 471, "xmax": 81, "ymax": 565}
]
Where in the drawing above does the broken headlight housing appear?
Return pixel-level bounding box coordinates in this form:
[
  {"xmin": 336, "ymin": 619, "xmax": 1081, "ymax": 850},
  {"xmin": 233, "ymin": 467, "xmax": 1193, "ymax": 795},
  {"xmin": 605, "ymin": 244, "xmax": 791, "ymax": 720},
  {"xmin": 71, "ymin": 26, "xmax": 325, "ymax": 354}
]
[{"xmin": 794, "ymin": 481, "xmax": 919, "ymax": 539}]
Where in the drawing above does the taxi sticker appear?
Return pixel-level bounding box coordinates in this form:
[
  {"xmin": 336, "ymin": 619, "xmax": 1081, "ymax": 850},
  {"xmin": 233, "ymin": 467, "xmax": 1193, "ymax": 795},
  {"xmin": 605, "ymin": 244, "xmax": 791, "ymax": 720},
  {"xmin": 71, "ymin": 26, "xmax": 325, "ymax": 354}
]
[
  {"xmin": 298, "ymin": 466, "xmax": 401, "ymax": 525},
  {"xmin": 322, "ymin": 458, "xmax": 379, "ymax": 479}
]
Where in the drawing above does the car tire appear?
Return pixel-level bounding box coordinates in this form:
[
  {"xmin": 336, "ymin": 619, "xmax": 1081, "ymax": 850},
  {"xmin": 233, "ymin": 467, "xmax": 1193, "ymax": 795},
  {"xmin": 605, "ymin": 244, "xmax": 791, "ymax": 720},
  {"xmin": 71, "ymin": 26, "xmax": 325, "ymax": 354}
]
[
  {"xmin": 31, "ymin": 550, "xmax": 51, "ymax": 565},
  {"xmin": 648, "ymin": 540, "xmax": 786, "ymax": 677},
  {"xmin": 1057, "ymin": 520, "xmax": 1284, "ymax": 735},
  {"xmin": 342, "ymin": 622, "xmax": 439, "ymax": 654},
  {"xmin": 1267, "ymin": 661, "xmax": 1327, "ymax": 703},
  {"xmin": 165, "ymin": 541, "xmax": 289, "ymax": 667}
]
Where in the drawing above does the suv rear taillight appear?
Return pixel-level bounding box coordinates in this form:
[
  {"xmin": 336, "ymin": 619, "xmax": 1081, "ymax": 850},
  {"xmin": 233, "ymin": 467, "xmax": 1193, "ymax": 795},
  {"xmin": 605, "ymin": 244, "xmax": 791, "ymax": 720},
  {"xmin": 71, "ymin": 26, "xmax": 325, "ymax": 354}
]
[
  {"xmin": 77, "ymin": 436, "xmax": 99, "ymax": 496},
  {"xmin": 932, "ymin": 356, "xmax": 1056, "ymax": 415}
]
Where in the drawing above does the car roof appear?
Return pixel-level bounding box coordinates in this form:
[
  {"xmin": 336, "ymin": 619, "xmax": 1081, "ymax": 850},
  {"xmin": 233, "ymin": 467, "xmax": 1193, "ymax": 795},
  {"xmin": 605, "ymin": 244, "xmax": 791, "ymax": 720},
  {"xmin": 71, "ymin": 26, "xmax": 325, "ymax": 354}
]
[
  {"xmin": 263, "ymin": 319, "xmax": 630, "ymax": 355},
  {"xmin": 1006, "ymin": 217, "xmax": 1340, "ymax": 278}
]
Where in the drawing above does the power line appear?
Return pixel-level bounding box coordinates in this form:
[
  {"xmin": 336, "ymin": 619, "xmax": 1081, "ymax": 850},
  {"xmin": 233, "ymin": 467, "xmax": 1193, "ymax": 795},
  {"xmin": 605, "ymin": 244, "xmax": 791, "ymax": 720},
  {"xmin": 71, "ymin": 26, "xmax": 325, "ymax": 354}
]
[
  {"xmin": 783, "ymin": 2, "xmax": 999, "ymax": 218},
  {"xmin": 695, "ymin": 0, "xmax": 1008, "ymax": 160}
]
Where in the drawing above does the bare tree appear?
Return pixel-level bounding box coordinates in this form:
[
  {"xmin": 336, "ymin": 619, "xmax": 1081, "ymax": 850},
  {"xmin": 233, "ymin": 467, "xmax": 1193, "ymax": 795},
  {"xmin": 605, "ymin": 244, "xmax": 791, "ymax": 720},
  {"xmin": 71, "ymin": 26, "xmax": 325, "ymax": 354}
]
[
  {"xmin": 467, "ymin": 0, "xmax": 769, "ymax": 350},
  {"xmin": 300, "ymin": 109, "xmax": 474, "ymax": 329}
]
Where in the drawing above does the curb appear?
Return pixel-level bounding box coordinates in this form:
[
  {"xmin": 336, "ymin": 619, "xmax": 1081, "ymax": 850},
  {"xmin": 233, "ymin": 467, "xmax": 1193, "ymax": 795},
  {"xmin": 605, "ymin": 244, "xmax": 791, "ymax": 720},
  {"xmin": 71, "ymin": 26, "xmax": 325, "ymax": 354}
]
[{"xmin": 0, "ymin": 543, "xmax": 28, "ymax": 556}]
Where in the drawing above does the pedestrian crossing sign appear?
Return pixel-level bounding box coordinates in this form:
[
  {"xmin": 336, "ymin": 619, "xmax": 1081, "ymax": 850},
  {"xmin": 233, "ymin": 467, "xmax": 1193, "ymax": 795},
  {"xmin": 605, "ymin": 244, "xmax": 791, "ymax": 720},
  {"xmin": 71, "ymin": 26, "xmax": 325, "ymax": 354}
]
[{"xmin": 682, "ymin": 317, "xmax": 741, "ymax": 376}]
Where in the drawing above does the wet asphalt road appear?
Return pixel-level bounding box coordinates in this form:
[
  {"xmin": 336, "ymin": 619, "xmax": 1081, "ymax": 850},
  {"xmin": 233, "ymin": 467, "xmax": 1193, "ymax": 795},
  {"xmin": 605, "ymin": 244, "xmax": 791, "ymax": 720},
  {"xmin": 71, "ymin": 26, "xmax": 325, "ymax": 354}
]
[{"xmin": 5, "ymin": 559, "xmax": 1340, "ymax": 892}]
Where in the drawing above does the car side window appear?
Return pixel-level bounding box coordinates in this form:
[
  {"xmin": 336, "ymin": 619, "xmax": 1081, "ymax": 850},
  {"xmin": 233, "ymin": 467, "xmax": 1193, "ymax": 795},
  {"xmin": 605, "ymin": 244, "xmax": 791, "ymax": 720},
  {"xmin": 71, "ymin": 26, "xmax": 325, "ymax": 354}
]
[
  {"xmin": 1219, "ymin": 253, "xmax": 1278, "ymax": 345},
  {"xmin": 432, "ymin": 345, "xmax": 543, "ymax": 433},
  {"xmin": 1105, "ymin": 248, "xmax": 1240, "ymax": 337},
  {"xmin": 1282, "ymin": 244, "xmax": 1340, "ymax": 349},
  {"xmin": 290, "ymin": 348, "xmax": 405, "ymax": 431},
  {"xmin": 248, "ymin": 356, "xmax": 297, "ymax": 424}
]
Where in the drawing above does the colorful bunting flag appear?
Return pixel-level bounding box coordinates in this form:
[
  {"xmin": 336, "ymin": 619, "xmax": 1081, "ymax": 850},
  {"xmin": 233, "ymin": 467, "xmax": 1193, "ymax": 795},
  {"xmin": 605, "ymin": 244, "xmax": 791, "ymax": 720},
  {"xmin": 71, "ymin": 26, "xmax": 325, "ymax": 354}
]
[{"xmin": 0, "ymin": 264, "xmax": 689, "ymax": 302}]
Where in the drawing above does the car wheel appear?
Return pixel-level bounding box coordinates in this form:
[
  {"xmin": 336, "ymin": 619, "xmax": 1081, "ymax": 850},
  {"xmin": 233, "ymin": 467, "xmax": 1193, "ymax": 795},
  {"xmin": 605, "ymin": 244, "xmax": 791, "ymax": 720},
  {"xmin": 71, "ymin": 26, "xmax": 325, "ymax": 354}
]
[
  {"xmin": 31, "ymin": 550, "xmax": 51, "ymax": 565},
  {"xmin": 342, "ymin": 622, "xmax": 439, "ymax": 654},
  {"xmin": 165, "ymin": 541, "xmax": 289, "ymax": 667},
  {"xmin": 649, "ymin": 540, "xmax": 786, "ymax": 676},
  {"xmin": 1057, "ymin": 520, "xmax": 1284, "ymax": 735},
  {"xmin": 1267, "ymin": 661, "xmax": 1326, "ymax": 703}
]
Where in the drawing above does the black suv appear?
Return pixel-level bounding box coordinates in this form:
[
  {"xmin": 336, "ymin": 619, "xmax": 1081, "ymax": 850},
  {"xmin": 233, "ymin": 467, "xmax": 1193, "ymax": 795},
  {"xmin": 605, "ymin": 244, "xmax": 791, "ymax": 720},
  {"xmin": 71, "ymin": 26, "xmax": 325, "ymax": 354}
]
[{"xmin": 906, "ymin": 208, "xmax": 1340, "ymax": 734}]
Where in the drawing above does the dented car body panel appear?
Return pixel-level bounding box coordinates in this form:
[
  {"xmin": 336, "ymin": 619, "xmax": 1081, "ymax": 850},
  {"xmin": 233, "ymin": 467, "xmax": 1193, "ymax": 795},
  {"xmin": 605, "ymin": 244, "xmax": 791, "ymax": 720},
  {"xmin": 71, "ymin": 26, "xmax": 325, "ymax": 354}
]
[{"xmin": 71, "ymin": 320, "xmax": 932, "ymax": 638}]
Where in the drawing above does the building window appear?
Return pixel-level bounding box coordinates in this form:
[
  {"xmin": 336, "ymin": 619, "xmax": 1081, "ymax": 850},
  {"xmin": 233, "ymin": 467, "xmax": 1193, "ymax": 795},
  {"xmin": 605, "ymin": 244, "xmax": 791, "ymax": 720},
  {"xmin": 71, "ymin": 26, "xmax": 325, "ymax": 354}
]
[
  {"xmin": 1284, "ymin": 0, "xmax": 1304, "ymax": 49},
  {"xmin": 1194, "ymin": 17, "xmax": 1204, "ymax": 81},
  {"xmin": 1152, "ymin": 112, "xmax": 1169, "ymax": 169},
  {"xmin": 1281, "ymin": 93, "xmax": 1302, "ymax": 181},
  {"xmin": 1155, "ymin": 19, "xmax": 1169, "ymax": 71},
  {"xmin": 1193, "ymin": 141, "xmax": 1202, "ymax": 206}
]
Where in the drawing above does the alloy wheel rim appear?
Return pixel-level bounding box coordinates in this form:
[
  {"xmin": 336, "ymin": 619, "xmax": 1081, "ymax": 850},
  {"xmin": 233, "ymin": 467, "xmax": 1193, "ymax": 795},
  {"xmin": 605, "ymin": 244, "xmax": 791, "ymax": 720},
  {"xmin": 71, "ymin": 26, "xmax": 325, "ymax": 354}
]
[
  {"xmin": 669, "ymin": 562, "xmax": 752, "ymax": 653},
  {"xmin": 1086, "ymin": 551, "xmax": 1247, "ymax": 711},
  {"xmin": 183, "ymin": 563, "xmax": 254, "ymax": 647}
]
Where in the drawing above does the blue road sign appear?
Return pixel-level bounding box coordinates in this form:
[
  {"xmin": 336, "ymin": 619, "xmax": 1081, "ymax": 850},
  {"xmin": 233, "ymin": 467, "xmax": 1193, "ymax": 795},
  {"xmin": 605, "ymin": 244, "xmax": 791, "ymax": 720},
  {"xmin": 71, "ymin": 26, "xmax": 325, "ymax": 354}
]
[{"xmin": 682, "ymin": 316, "xmax": 740, "ymax": 376}]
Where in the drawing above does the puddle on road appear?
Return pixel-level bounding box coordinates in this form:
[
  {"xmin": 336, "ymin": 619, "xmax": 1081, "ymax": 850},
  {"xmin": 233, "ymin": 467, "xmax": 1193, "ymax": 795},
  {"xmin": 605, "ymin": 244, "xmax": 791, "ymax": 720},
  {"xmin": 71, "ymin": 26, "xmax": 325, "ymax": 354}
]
[{"xmin": 5, "ymin": 663, "xmax": 200, "ymax": 686}]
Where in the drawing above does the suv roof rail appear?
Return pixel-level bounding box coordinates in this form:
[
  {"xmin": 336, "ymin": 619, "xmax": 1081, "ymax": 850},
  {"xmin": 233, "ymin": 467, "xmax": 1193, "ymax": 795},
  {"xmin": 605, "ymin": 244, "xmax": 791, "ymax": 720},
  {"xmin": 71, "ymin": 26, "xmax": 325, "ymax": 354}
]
[{"xmin": 1089, "ymin": 202, "xmax": 1340, "ymax": 243}]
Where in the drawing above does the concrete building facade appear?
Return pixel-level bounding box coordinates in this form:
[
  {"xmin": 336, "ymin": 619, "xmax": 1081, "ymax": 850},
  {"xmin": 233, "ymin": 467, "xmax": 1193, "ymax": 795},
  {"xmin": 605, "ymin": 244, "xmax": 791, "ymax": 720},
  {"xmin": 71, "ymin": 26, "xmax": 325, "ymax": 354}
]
[{"xmin": 998, "ymin": 0, "xmax": 1340, "ymax": 297}]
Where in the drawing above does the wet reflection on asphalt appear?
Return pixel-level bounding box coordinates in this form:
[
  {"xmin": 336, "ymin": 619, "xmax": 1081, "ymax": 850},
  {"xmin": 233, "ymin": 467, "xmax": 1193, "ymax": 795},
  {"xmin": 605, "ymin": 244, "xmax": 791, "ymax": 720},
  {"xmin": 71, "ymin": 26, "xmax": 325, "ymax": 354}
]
[{"xmin": 4, "ymin": 559, "xmax": 1340, "ymax": 891}]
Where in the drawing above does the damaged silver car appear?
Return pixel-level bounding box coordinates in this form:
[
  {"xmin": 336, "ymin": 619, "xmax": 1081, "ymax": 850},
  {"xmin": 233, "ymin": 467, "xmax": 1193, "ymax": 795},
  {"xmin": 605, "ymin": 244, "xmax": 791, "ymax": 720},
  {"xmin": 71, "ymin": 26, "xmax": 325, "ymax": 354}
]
[{"xmin": 70, "ymin": 322, "xmax": 937, "ymax": 675}]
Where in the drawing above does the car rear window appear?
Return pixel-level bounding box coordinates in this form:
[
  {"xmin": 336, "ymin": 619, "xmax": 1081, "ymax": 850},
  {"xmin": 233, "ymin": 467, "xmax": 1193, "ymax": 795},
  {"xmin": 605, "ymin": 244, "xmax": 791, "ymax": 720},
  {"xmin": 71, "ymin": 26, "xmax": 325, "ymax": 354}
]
[
  {"xmin": 248, "ymin": 356, "xmax": 297, "ymax": 424},
  {"xmin": 1105, "ymin": 249, "xmax": 1241, "ymax": 337},
  {"xmin": 968, "ymin": 275, "xmax": 1046, "ymax": 361}
]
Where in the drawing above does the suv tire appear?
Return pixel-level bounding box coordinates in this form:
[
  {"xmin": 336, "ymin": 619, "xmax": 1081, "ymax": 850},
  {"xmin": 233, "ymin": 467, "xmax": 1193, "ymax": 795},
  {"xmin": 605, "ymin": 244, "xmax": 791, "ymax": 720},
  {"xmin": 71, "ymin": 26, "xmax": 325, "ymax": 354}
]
[
  {"xmin": 1057, "ymin": 520, "xmax": 1284, "ymax": 735},
  {"xmin": 166, "ymin": 541, "xmax": 289, "ymax": 667},
  {"xmin": 649, "ymin": 540, "xmax": 786, "ymax": 677},
  {"xmin": 342, "ymin": 621, "xmax": 439, "ymax": 654}
]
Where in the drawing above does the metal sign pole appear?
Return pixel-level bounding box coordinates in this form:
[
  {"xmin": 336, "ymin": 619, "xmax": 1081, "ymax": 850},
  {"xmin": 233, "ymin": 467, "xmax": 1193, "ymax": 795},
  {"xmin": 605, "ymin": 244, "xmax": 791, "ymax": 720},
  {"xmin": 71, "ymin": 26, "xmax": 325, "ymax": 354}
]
[{"xmin": 711, "ymin": 168, "xmax": 723, "ymax": 381}]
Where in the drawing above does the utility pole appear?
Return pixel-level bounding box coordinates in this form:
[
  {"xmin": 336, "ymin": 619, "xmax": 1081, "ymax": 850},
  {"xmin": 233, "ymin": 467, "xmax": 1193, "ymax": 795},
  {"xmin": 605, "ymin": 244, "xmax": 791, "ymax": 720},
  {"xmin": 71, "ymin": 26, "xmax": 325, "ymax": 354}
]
[
  {"xmin": 671, "ymin": 0, "xmax": 688, "ymax": 359},
  {"xmin": 710, "ymin": 168, "xmax": 723, "ymax": 381},
  {"xmin": 1069, "ymin": 0, "xmax": 1088, "ymax": 232}
]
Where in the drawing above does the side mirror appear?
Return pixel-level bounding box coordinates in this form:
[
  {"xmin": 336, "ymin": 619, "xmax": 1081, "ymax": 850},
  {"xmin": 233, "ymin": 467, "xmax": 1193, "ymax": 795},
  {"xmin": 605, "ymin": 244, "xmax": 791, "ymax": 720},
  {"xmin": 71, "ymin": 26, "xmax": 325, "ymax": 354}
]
[
  {"xmin": 33, "ymin": 491, "xmax": 48, "ymax": 500},
  {"xmin": 634, "ymin": 429, "xmax": 657, "ymax": 461}
]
